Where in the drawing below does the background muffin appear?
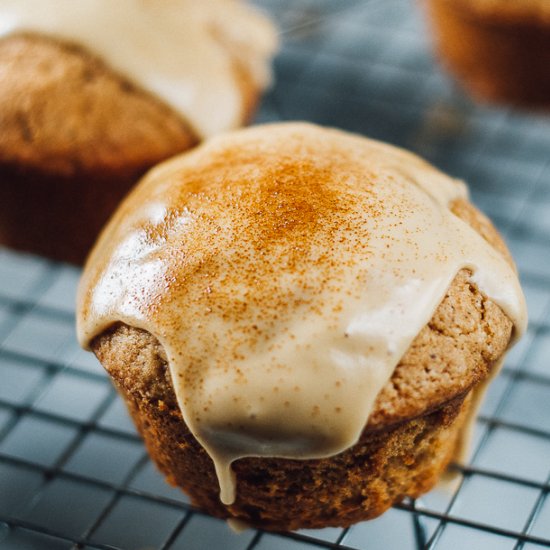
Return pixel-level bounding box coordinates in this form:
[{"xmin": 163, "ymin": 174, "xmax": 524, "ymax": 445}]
[
  {"xmin": 77, "ymin": 123, "xmax": 526, "ymax": 530},
  {"xmin": 0, "ymin": 0, "xmax": 277, "ymax": 264},
  {"xmin": 426, "ymin": 0, "xmax": 550, "ymax": 107}
]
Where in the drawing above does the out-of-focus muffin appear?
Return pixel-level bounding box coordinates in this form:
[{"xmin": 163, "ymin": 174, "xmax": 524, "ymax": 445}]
[
  {"xmin": 426, "ymin": 0, "xmax": 550, "ymax": 106},
  {"xmin": 0, "ymin": 0, "xmax": 277, "ymax": 263},
  {"xmin": 77, "ymin": 123, "xmax": 526, "ymax": 530}
]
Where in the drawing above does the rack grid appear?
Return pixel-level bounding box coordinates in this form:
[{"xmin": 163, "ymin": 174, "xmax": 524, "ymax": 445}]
[{"xmin": 1, "ymin": 0, "xmax": 550, "ymax": 548}]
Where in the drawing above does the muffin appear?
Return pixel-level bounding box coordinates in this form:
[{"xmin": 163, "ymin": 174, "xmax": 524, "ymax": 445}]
[
  {"xmin": 0, "ymin": 0, "xmax": 277, "ymax": 264},
  {"xmin": 426, "ymin": 0, "xmax": 550, "ymax": 106},
  {"xmin": 77, "ymin": 123, "xmax": 526, "ymax": 530}
]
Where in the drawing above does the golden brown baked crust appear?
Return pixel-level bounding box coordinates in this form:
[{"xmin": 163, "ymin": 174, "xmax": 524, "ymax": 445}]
[
  {"xmin": 0, "ymin": 33, "xmax": 259, "ymax": 264},
  {"xmin": 426, "ymin": 0, "xmax": 550, "ymax": 107},
  {"xmin": 0, "ymin": 34, "xmax": 198, "ymax": 175},
  {"xmin": 90, "ymin": 197, "xmax": 514, "ymax": 529}
]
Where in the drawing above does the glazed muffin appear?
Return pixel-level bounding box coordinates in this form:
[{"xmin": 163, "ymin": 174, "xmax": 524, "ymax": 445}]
[
  {"xmin": 426, "ymin": 0, "xmax": 550, "ymax": 106},
  {"xmin": 0, "ymin": 0, "xmax": 277, "ymax": 264},
  {"xmin": 77, "ymin": 123, "xmax": 526, "ymax": 530}
]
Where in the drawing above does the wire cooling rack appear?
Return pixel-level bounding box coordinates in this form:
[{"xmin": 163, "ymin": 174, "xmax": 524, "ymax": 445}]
[{"xmin": 1, "ymin": 0, "xmax": 550, "ymax": 548}]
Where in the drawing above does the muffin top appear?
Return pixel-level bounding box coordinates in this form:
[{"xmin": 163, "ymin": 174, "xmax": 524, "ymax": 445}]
[
  {"xmin": 0, "ymin": 33, "xmax": 197, "ymax": 176},
  {"xmin": 439, "ymin": 0, "xmax": 550, "ymax": 23},
  {"xmin": 0, "ymin": 0, "xmax": 278, "ymax": 139},
  {"xmin": 77, "ymin": 123, "xmax": 526, "ymax": 504}
]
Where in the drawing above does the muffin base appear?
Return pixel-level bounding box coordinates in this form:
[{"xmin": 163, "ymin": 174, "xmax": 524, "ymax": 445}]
[
  {"xmin": 118, "ymin": 378, "xmax": 470, "ymax": 530},
  {"xmin": 0, "ymin": 165, "xmax": 148, "ymax": 264},
  {"xmin": 92, "ymin": 310, "xmax": 498, "ymax": 532},
  {"xmin": 427, "ymin": 0, "xmax": 550, "ymax": 107}
]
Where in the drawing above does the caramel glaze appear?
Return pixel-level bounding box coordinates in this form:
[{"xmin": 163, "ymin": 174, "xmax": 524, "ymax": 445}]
[{"xmin": 77, "ymin": 123, "xmax": 527, "ymax": 504}]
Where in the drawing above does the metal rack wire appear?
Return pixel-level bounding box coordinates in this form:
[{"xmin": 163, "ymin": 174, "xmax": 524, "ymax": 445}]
[{"xmin": 1, "ymin": 0, "xmax": 550, "ymax": 548}]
